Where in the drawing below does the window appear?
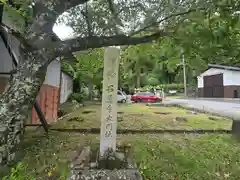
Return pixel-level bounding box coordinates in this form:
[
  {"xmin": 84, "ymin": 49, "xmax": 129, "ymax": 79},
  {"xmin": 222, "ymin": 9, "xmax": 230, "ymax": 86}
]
[
  {"xmin": 145, "ymin": 92, "xmax": 154, "ymax": 96},
  {"xmin": 136, "ymin": 92, "xmax": 154, "ymax": 96},
  {"xmin": 136, "ymin": 92, "xmax": 144, "ymax": 96}
]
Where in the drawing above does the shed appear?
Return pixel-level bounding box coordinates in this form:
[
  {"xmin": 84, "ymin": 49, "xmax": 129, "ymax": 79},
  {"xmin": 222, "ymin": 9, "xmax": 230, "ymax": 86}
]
[
  {"xmin": 197, "ymin": 64, "xmax": 240, "ymax": 98},
  {"xmin": 0, "ymin": 28, "xmax": 73, "ymax": 124}
]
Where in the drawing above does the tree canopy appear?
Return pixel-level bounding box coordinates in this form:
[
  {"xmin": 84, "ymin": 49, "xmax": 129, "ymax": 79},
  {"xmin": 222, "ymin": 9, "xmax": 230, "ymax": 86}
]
[{"xmin": 58, "ymin": 0, "xmax": 240, "ymax": 92}]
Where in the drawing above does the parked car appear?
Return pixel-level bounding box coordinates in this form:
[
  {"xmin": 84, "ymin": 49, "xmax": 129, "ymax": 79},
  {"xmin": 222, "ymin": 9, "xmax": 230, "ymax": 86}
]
[
  {"xmin": 117, "ymin": 90, "xmax": 127, "ymax": 103},
  {"xmin": 168, "ymin": 90, "xmax": 177, "ymax": 95},
  {"xmin": 131, "ymin": 91, "xmax": 162, "ymax": 103}
]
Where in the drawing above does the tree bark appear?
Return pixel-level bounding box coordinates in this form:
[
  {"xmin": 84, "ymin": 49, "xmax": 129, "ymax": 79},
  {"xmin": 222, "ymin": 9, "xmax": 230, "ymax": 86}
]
[
  {"xmin": 0, "ymin": 48, "xmax": 52, "ymax": 165},
  {"xmin": 87, "ymin": 82, "xmax": 93, "ymax": 100},
  {"xmin": 136, "ymin": 72, "xmax": 141, "ymax": 88},
  {"xmin": 54, "ymin": 31, "xmax": 168, "ymax": 56}
]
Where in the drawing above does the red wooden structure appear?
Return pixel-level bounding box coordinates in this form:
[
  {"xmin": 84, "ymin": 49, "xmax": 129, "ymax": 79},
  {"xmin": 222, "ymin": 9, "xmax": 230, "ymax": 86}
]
[
  {"xmin": 31, "ymin": 84, "xmax": 60, "ymax": 124},
  {"xmin": 31, "ymin": 60, "xmax": 61, "ymax": 124}
]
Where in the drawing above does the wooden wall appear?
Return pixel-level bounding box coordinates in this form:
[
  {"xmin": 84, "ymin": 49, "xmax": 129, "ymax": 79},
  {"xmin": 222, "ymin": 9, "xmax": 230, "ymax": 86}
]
[
  {"xmin": 31, "ymin": 59, "xmax": 61, "ymax": 124},
  {"xmin": 31, "ymin": 84, "xmax": 59, "ymax": 124}
]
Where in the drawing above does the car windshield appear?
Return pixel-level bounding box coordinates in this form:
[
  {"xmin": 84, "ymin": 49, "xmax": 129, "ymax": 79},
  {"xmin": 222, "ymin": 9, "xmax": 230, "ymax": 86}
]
[
  {"xmin": 117, "ymin": 90, "xmax": 123, "ymax": 95},
  {"xmin": 145, "ymin": 92, "xmax": 155, "ymax": 96},
  {"xmin": 136, "ymin": 92, "xmax": 154, "ymax": 96}
]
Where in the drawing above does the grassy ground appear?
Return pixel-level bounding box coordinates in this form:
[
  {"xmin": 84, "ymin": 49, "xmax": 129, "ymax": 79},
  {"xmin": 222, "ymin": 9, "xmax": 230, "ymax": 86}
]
[
  {"xmin": 53, "ymin": 103, "xmax": 231, "ymax": 130},
  {"xmin": 166, "ymin": 95, "xmax": 184, "ymax": 99},
  {"xmin": 3, "ymin": 103, "xmax": 240, "ymax": 180}
]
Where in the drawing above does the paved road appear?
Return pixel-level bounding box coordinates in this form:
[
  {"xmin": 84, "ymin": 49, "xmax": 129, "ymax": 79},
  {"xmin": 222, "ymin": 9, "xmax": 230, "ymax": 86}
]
[{"xmin": 166, "ymin": 98, "xmax": 240, "ymax": 120}]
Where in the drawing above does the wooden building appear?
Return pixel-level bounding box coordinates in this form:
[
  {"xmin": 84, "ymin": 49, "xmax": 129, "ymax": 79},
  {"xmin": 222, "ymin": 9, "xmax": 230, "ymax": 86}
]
[{"xmin": 197, "ymin": 64, "xmax": 240, "ymax": 98}]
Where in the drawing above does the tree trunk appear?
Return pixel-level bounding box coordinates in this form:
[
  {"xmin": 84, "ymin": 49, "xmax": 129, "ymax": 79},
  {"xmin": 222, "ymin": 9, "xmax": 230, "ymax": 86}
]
[
  {"xmin": 0, "ymin": 49, "xmax": 52, "ymax": 165},
  {"xmin": 96, "ymin": 84, "xmax": 102, "ymax": 99},
  {"xmin": 73, "ymin": 79, "xmax": 81, "ymax": 93},
  {"xmin": 136, "ymin": 72, "xmax": 141, "ymax": 88},
  {"xmin": 88, "ymin": 82, "xmax": 93, "ymax": 100}
]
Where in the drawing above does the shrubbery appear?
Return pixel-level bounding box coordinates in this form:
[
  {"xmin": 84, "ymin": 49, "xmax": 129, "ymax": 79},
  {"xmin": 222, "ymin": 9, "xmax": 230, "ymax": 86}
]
[
  {"xmin": 2, "ymin": 163, "xmax": 69, "ymax": 180},
  {"xmin": 2, "ymin": 163, "xmax": 33, "ymax": 180},
  {"xmin": 139, "ymin": 84, "xmax": 184, "ymax": 92},
  {"xmin": 69, "ymin": 92, "xmax": 89, "ymax": 103},
  {"xmin": 69, "ymin": 93, "xmax": 83, "ymax": 103}
]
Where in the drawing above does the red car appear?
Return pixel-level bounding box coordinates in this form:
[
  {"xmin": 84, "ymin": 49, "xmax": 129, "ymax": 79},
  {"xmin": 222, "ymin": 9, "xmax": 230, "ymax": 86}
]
[{"xmin": 131, "ymin": 92, "xmax": 162, "ymax": 103}]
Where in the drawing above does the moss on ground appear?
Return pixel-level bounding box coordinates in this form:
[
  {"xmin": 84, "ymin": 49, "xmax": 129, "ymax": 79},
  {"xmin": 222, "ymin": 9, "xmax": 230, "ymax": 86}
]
[{"xmin": 2, "ymin": 103, "xmax": 239, "ymax": 180}]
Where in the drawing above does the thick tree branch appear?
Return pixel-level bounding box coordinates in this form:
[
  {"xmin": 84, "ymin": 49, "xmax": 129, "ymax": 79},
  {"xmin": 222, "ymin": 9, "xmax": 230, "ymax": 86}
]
[
  {"xmin": 27, "ymin": 0, "xmax": 90, "ymax": 47},
  {"xmin": 1, "ymin": 25, "xmax": 33, "ymax": 50},
  {"xmin": 132, "ymin": 8, "xmax": 205, "ymax": 36},
  {"xmin": 33, "ymin": 0, "xmax": 89, "ymax": 18},
  {"xmin": 107, "ymin": 0, "xmax": 123, "ymax": 34},
  {"xmin": 53, "ymin": 31, "xmax": 169, "ymax": 56},
  {"xmin": 81, "ymin": 3, "xmax": 93, "ymax": 36}
]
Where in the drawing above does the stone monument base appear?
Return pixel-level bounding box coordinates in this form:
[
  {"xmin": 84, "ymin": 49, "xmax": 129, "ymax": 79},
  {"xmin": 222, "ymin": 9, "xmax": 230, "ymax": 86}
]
[{"xmin": 67, "ymin": 146, "xmax": 142, "ymax": 180}]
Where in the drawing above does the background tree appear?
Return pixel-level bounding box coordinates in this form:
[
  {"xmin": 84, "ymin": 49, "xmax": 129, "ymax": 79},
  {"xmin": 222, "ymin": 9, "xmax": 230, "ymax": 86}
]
[
  {"xmin": 122, "ymin": 44, "xmax": 155, "ymax": 88},
  {"xmin": 116, "ymin": 1, "xmax": 240, "ymax": 90}
]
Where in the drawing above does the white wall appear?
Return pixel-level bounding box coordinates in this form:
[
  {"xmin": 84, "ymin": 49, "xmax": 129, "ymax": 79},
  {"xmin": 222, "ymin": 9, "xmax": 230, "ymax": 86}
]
[
  {"xmin": 0, "ymin": 33, "xmax": 21, "ymax": 93},
  {"xmin": 60, "ymin": 72, "xmax": 73, "ymax": 103},
  {"xmin": 0, "ymin": 37, "xmax": 15, "ymax": 73},
  {"xmin": 224, "ymin": 70, "xmax": 240, "ymax": 86},
  {"xmin": 197, "ymin": 76, "xmax": 204, "ymax": 88},
  {"xmin": 3, "ymin": 31, "xmax": 21, "ymax": 64},
  {"xmin": 0, "ymin": 8, "xmax": 24, "ymax": 70},
  {"xmin": 198, "ymin": 68, "xmax": 240, "ymax": 88},
  {"xmin": 44, "ymin": 59, "xmax": 61, "ymax": 88}
]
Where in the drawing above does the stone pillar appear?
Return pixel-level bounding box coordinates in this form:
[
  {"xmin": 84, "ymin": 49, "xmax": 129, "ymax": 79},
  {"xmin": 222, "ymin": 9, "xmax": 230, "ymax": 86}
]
[{"xmin": 100, "ymin": 46, "xmax": 120, "ymax": 157}]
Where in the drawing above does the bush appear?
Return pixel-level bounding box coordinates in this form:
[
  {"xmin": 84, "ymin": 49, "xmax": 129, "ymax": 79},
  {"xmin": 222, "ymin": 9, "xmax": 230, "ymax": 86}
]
[
  {"xmin": 70, "ymin": 93, "xmax": 83, "ymax": 103},
  {"xmin": 140, "ymin": 84, "xmax": 184, "ymax": 92},
  {"xmin": 2, "ymin": 163, "xmax": 34, "ymax": 180},
  {"xmin": 69, "ymin": 92, "xmax": 90, "ymax": 103},
  {"xmin": 2, "ymin": 163, "xmax": 69, "ymax": 180}
]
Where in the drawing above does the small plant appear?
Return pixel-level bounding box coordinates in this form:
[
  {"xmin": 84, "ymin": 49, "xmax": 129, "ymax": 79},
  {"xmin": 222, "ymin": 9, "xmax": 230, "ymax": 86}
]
[
  {"xmin": 2, "ymin": 163, "xmax": 35, "ymax": 180},
  {"xmin": 70, "ymin": 92, "xmax": 89, "ymax": 103},
  {"xmin": 70, "ymin": 93, "xmax": 83, "ymax": 103}
]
